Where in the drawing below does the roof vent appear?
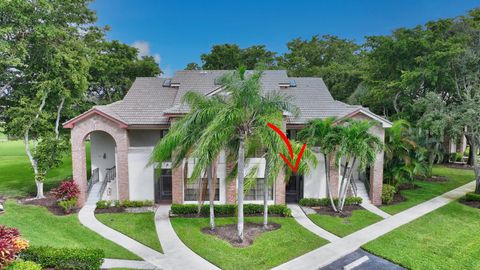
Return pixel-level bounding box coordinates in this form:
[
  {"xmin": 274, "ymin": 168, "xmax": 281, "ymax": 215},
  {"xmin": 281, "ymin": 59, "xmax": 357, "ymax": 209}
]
[
  {"xmin": 290, "ymin": 79, "xmax": 297, "ymax": 87},
  {"xmin": 162, "ymin": 79, "xmax": 171, "ymax": 87}
]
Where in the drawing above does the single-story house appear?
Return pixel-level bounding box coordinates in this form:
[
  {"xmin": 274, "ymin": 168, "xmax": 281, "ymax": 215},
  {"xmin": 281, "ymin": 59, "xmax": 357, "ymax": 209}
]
[{"xmin": 64, "ymin": 70, "xmax": 391, "ymax": 207}]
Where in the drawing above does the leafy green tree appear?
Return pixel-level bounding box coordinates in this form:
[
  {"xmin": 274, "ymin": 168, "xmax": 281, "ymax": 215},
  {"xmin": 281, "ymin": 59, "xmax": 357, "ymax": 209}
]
[
  {"xmin": 185, "ymin": 62, "xmax": 201, "ymax": 70},
  {"xmin": 201, "ymin": 44, "xmax": 276, "ymax": 70},
  {"xmin": 188, "ymin": 69, "xmax": 298, "ymax": 241},
  {"xmin": 279, "ymin": 35, "xmax": 362, "ymax": 101},
  {"xmin": 1, "ymin": 0, "xmax": 99, "ymax": 198},
  {"xmin": 88, "ymin": 40, "xmax": 161, "ymax": 103}
]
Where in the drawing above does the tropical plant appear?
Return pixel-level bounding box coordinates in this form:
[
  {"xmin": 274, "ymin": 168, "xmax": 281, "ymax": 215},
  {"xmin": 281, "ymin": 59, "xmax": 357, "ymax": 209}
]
[
  {"xmin": 297, "ymin": 117, "xmax": 341, "ymax": 211},
  {"xmin": 189, "ymin": 68, "xmax": 298, "ymax": 241},
  {"xmin": 335, "ymin": 120, "xmax": 383, "ymax": 211},
  {"xmin": 150, "ymin": 91, "xmax": 223, "ymax": 230},
  {"xmin": 0, "ymin": 225, "xmax": 29, "ymax": 268}
]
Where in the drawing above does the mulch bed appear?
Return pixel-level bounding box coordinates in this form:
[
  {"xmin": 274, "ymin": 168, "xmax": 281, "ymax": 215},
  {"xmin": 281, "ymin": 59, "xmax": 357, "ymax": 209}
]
[
  {"xmin": 459, "ymin": 199, "xmax": 480, "ymax": 209},
  {"xmin": 415, "ymin": 175, "xmax": 448, "ymax": 183},
  {"xmin": 398, "ymin": 183, "xmax": 421, "ymax": 190},
  {"xmin": 94, "ymin": 207, "xmax": 126, "ymax": 214},
  {"xmin": 202, "ymin": 222, "xmax": 281, "ymax": 247},
  {"xmin": 311, "ymin": 205, "xmax": 363, "ymax": 218},
  {"xmin": 171, "ymin": 213, "xmax": 283, "ymax": 218},
  {"xmin": 382, "ymin": 192, "xmax": 407, "ymax": 207},
  {"xmin": 18, "ymin": 192, "xmax": 77, "ymax": 216}
]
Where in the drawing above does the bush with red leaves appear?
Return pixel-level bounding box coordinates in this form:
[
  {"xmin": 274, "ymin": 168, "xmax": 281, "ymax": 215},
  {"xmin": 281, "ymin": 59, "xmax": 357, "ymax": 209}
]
[
  {"xmin": 0, "ymin": 225, "xmax": 29, "ymax": 267},
  {"xmin": 52, "ymin": 180, "xmax": 80, "ymax": 201}
]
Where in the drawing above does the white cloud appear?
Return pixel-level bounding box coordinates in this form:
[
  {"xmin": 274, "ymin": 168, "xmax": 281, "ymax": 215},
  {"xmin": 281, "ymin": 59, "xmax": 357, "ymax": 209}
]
[{"xmin": 132, "ymin": 40, "xmax": 161, "ymax": 64}]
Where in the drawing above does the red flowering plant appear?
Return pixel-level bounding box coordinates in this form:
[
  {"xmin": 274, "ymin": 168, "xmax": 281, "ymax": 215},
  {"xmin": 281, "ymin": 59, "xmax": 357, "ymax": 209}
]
[
  {"xmin": 0, "ymin": 225, "xmax": 29, "ymax": 267},
  {"xmin": 52, "ymin": 180, "xmax": 80, "ymax": 214},
  {"xmin": 52, "ymin": 180, "xmax": 80, "ymax": 201}
]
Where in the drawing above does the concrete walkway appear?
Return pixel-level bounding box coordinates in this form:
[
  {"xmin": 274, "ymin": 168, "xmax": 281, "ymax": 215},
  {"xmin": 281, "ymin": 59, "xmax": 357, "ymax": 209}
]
[
  {"xmin": 355, "ymin": 178, "xmax": 391, "ymax": 218},
  {"xmin": 101, "ymin": 259, "xmax": 157, "ymax": 269},
  {"xmin": 154, "ymin": 205, "xmax": 220, "ymax": 270},
  {"xmin": 273, "ymin": 180, "xmax": 475, "ymax": 270},
  {"xmin": 288, "ymin": 204, "xmax": 340, "ymax": 242}
]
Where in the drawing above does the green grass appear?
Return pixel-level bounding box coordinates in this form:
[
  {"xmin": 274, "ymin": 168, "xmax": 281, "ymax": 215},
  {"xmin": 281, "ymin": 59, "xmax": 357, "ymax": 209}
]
[
  {"xmin": 96, "ymin": 212, "xmax": 162, "ymax": 253},
  {"xmin": 381, "ymin": 166, "xmax": 474, "ymax": 215},
  {"xmin": 307, "ymin": 209, "xmax": 383, "ymax": 237},
  {"xmin": 364, "ymin": 201, "xmax": 480, "ymax": 270},
  {"xmin": 171, "ymin": 217, "xmax": 328, "ymax": 270},
  {"xmin": 0, "ymin": 140, "xmax": 90, "ymax": 197},
  {"xmin": 0, "ymin": 201, "xmax": 140, "ymax": 260}
]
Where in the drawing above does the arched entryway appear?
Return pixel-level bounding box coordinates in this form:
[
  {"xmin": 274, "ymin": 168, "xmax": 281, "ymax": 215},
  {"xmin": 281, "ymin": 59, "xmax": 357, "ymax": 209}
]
[{"xmin": 68, "ymin": 113, "xmax": 130, "ymax": 206}]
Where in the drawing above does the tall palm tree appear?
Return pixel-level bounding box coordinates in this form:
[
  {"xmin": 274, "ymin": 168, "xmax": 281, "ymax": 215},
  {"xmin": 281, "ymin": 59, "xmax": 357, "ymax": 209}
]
[
  {"xmin": 149, "ymin": 91, "xmax": 223, "ymax": 230},
  {"xmin": 336, "ymin": 120, "xmax": 383, "ymax": 211},
  {"xmin": 297, "ymin": 117, "xmax": 341, "ymax": 212},
  {"xmin": 189, "ymin": 69, "xmax": 298, "ymax": 242}
]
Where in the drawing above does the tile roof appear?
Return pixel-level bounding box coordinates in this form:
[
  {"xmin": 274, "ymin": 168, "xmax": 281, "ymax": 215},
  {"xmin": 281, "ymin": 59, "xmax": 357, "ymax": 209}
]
[{"xmin": 71, "ymin": 70, "xmax": 389, "ymax": 127}]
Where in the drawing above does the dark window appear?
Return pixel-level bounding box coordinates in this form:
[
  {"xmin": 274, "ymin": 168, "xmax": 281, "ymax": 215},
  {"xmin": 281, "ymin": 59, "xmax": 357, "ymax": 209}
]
[
  {"xmin": 245, "ymin": 178, "xmax": 273, "ymax": 200},
  {"xmin": 184, "ymin": 178, "xmax": 220, "ymax": 201}
]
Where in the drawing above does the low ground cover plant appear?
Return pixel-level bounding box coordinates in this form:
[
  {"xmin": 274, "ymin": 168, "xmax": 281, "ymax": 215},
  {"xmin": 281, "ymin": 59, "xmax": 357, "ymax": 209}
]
[
  {"xmin": 5, "ymin": 260, "xmax": 42, "ymax": 270},
  {"xmin": 465, "ymin": 192, "xmax": 480, "ymax": 201},
  {"xmin": 382, "ymin": 184, "xmax": 396, "ymax": 204},
  {"xmin": 170, "ymin": 204, "xmax": 291, "ymax": 217},
  {"xmin": 20, "ymin": 246, "xmax": 104, "ymax": 270},
  {"xmin": 299, "ymin": 197, "xmax": 362, "ymax": 207}
]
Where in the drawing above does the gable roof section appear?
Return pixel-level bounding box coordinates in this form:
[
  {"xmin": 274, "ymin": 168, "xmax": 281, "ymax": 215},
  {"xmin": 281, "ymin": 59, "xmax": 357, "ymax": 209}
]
[
  {"xmin": 63, "ymin": 107, "xmax": 128, "ymax": 129},
  {"xmin": 64, "ymin": 70, "xmax": 391, "ymax": 128}
]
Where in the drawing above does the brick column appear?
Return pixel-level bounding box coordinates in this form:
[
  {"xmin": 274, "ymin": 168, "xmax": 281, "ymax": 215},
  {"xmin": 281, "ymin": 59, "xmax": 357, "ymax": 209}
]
[
  {"xmin": 116, "ymin": 131, "xmax": 130, "ymax": 201},
  {"xmin": 172, "ymin": 161, "xmax": 184, "ymax": 204},
  {"xmin": 274, "ymin": 119, "xmax": 287, "ymax": 205},
  {"xmin": 71, "ymin": 138, "xmax": 87, "ymax": 206},
  {"xmin": 328, "ymin": 153, "xmax": 340, "ymax": 198},
  {"xmin": 369, "ymin": 125, "xmax": 385, "ymax": 205},
  {"xmin": 225, "ymin": 160, "xmax": 237, "ymax": 204}
]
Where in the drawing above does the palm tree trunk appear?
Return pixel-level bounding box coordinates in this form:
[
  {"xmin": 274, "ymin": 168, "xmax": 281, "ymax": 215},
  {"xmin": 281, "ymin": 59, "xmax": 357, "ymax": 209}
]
[
  {"xmin": 324, "ymin": 154, "xmax": 338, "ymax": 212},
  {"xmin": 237, "ymin": 138, "xmax": 245, "ymax": 242},
  {"xmin": 339, "ymin": 158, "xmax": 357, "ymax": 210},
  {"xmin": 336, "ymin": 157, "xmax": 350, "ymax": 211},
  {"xmin": 208, "ymin": 164, "xmax": 215, "ymax": 230},
  {"xmin": 263, "ymin": 157, "xmax": 270, "ymax": 229}
]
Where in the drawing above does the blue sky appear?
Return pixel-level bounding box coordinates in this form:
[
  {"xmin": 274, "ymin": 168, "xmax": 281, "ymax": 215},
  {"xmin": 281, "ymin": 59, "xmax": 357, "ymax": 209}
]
[{"xmin": 90, "ymin": 0, "xmax": 480, "ymax": 76}]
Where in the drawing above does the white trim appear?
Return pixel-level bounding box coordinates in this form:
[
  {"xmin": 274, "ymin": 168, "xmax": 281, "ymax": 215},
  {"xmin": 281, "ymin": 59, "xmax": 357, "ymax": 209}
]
[{"xmin": 356, "ymin": 108, "xmax": 392, "ymax": 128}]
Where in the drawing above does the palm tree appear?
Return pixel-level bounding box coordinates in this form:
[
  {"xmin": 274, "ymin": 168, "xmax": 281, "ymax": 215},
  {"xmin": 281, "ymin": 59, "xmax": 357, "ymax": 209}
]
[
  {"xmin": 189, "ymin": 69, "xmax": 298, "ymax": 242},
  {"xmin": 336, "ymin": 120, "xmax": 383, "ymax": 212},
  {"xmin": 297, "ymin": 117, "xmax": 340, "ymax": 212},
  {"xmin": 149, "ymin": 91, "xmax": 223, "ymax": 230}
]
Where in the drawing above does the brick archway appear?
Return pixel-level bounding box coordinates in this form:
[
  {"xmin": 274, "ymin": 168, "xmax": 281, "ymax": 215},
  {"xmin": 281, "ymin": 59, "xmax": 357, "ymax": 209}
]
[{"xmin": 68, "ymin": 114, "xmax": 129, "ymax": 206}]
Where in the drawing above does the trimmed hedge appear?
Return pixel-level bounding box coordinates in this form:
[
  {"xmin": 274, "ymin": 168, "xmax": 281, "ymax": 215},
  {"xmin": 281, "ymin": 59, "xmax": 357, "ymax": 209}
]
[
  {"xmin": 96, "ymin": 200, "xmax": 154, "ymax": 209},
  {"xmin": 170, "ymin": 204, "xmax": 291, "ymax": 217},
  {"xmin": 299, "ymin": 197, "xmax": 363, "ymax": 207},
  {"xmin": 5, "ymin": 260, "xmax": 42, "ymax": 270},
  {"xmin": 465, "ymin": 192, "xmax": 480, "ymax": 202},
  {"xmin": 20, "ymin": 246, "xmax": 104, "ymax": 270}
]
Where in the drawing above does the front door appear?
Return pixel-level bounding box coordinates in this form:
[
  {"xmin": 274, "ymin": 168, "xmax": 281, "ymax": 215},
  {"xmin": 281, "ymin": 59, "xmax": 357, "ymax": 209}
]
[
  {"xmin": 155, "ymin": 169, "xmax": 172, "ymax": 203},
  {"xmin": 286, "ymin": 174, "xmax": 303, "ymax": 203}
]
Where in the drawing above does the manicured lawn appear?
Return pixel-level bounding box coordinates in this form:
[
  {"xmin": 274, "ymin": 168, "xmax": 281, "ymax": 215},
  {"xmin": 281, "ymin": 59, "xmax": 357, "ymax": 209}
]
[
  {"xmin": 364, "ymin": 201, "xmax": 480, "ymax": 270},
  {"xmin": 96, "ymin": 212, "xmax": 163, "ymax": 253},
  {"xmin": 171, "ymin": 217, "xmax": 328, "ymax": 270},
  {"xmin": 381, "ymin": 166, "xmax": 474, "ymax": 215},
  {"xmin": 307, "ymin": 209, "xmax": 383, "ymax": 237},
  {"xmin": 0, "ymin": 201, "xmax": 140, "ymax": 260},
  {"xmin": 0, "ymin": 140, "xmax": 90, "ymax": 197}
]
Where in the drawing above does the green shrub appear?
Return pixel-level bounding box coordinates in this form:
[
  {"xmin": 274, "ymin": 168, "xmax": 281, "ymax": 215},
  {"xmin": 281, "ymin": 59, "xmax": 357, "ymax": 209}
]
[
  {"xmin": 21, "ymin": 246, "xmax": 104, "ymax": 270},
  {"xmin": 381, "ymin": 184, "xmax": 396, "ymax": 205},
  {"xmin": 299, "ymin": 197, "xmax": 362, "ymax": 207},
  {"xmin": 5, "ymin": 260, "xmax": 42, "ymax": 270},
  {"xmin": 170, "ymin": 204, "xmax": 291, "ymax": 217},
  {"xmin": 95, "ymin": 200, "xmax": 112, "ymax": 209},
  {"xmin": 465, "ymin": 192, "xmax": 480, "ymax": 201},
  {"xmin": 58, "ymin": 198, "xmax": 77, "ymax": 213},
  {"xmin": 120, "ymin": 200, "xmax": 153, "ymax": 208}
]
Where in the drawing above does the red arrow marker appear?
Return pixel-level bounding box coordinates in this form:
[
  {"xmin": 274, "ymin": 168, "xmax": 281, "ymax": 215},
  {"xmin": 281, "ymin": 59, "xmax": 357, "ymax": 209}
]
[{"xmin": 267, "ymin": 122, "xmax": 307, "ymax": 173}]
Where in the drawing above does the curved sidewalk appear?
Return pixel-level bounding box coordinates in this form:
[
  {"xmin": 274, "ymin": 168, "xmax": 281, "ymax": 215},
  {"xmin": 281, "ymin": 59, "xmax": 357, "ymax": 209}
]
[
  {"xmin": 154, "ymin": 205, "xmax": 220, "ymax": 270},
  {"xmin": 274, "ymin": 181, "xmax": 476, "ymax": 270},
  {"xmin": 288, "ymin": 204, "xmax": 340, "ymax": 242}
]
